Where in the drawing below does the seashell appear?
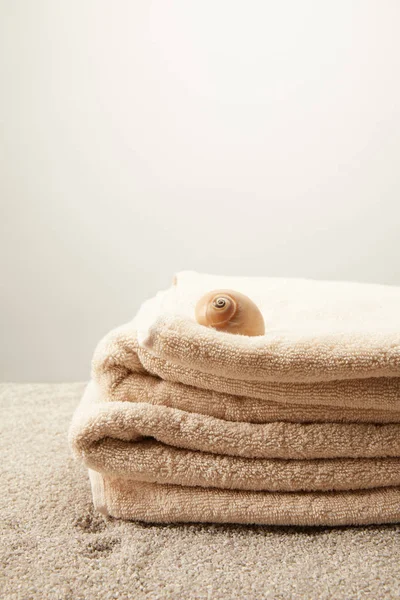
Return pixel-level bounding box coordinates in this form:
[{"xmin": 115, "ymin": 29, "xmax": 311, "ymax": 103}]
[{"xmin": 195, "ymin": 289, "xmax": 265, "ymax": 336}]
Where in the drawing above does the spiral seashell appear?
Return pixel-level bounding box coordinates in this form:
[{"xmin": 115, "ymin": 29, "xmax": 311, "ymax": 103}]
[{"xmin": 195, "ymin": 289, "xmax": 265, "ymax": 336}]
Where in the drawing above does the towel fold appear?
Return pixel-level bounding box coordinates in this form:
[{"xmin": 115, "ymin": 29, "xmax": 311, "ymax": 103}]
[
  {"xmin": 90, "ymin": 476, "xmax": 400, "ymax": 527},
  {"xmin": 69, "ymin": 272, "xmax": 400, "ymax": 526}
]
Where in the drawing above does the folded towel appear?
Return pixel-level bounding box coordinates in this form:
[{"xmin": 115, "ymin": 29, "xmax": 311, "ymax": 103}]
[
  {"xmin": 69, "ymin": 272, "xmax": 400, "ymax": 526},
  {"xmin": 70, "ymin": 383, "xmax": 400, "ymax": 525},
  {"xmin": 88, "ymin": 474, "xmax": 400, "ymax": 527},
  {"xmin": 93, "ymin": 272, "xmax": 400, "ymax": 413}
]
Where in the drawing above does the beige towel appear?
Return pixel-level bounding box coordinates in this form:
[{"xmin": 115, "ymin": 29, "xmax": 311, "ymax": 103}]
[
  {"xmin": 90, "ymin": 476, "xmax": 400, "ymax": 527},
  {"xmin": 69, "ymin": 381, "xmax": 400, "ymax": 525},
  {"xmin": 70, "ymin": 272, "xmax": 400, "ymax": 525},
  {"xmin": 93, "ymin": 272, "xmax": 400, "ymax": 413},
  {"xmin": 95, "ymin": 370, "xmax": 400, "ymax": 424}
]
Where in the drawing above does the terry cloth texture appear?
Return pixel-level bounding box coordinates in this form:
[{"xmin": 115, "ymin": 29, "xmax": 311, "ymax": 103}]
[
  {"xmin": 3, "ymin": 384, "xmax": 400, "ymax": 600},
  {"xmin": 69, "ymin": 272, "xmax": 400, "ymax": 526}
]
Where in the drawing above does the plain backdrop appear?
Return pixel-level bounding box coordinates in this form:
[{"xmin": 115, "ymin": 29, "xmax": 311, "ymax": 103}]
[{"xmin": 1, "ymin": 1, "xmax": 400, "ymax": 382}]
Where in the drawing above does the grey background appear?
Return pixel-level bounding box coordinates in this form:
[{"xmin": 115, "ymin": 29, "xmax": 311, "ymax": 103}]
[{"xmin": 1, "ymin": 1, "xmax": 400, "ymax": 382}]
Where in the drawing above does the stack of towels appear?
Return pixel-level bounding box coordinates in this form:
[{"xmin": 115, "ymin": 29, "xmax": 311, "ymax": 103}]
[{"xmin": 69, "ymin": 272, "xmax": 400, "ymax": 526}]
